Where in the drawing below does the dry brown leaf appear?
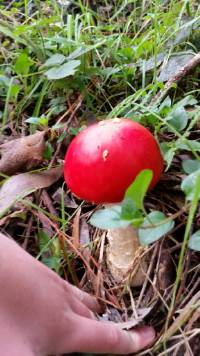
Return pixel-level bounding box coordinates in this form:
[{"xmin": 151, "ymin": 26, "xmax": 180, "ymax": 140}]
[
  {"xmin": 0, "ymin": 166, "xmax": 63, "ymax": 217},
  {"xmin": 0, "ymin": 209, "xmax": 25, "ymax": 226},
  {"xmin": 99, "ymin": 307, "xmax": 153, "ymax": 329},
  {"xmin": 37, "ymin": 211, "xmax": 55, "ymax": 238},
  {"xmin": 157, "ymin": 249, "xmax": 174, "ymax": 291},
  {"xmin": 117, "ymin": 307, "xmax": 153, "ymax": 329},
  {"xmin": 80, "ymin": 218, "xmax": 90, "ymax": 246},
  {"xmin": 52, "ymin": 188, "xmax": 78, "ymax": 208},
  {"xmin": 79, "ymin": 218, "xmax": 92, "ymax": 286},
  {"xmin": 0, "ymin": 131, "xmax": 46, "ymax": 176}
]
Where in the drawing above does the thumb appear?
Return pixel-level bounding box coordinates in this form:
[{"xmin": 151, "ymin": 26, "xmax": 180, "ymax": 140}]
[{"xmin": 69, "ymin": 317, "xmax": 155, "ymax": 354}]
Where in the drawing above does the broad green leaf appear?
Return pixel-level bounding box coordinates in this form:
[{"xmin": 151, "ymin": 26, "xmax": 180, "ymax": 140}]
[
  {"xmin": 121, "ymin": 198, "xmax": 138, "ymax": 220},
  {"xmin": 176, "ymin": 140, "xmax": 200, "ymax": 152},
  {"xmin": 125, "ymin": 169, "xmax": 153, "ymax": 210},
  {"xmin": 181, "ymin": 169, "xmax": 200, "ymax": 201},
  {"xmin": 42, "ymin": 54, "xmax": 66, "ymax": 68},
  {"xmin": 13, "ymin": 24, "xmax": 30, "ymax": 36},
  {"xmin": 42, "ymin": 256, "xmax": 61, "ymax": 270},
  {"xmin": 45, "ymin": 60, "xmax": 80, "ymax": 80},
  {"xmin": 121, "ymin": 199, "xmax": 143, "ymax": 227},
  {"xmin": 39, "ymin": 116, "xmax": 49, "ymax": 126},
  {"xmin": 139, "ymin": 211, "xmax": 174, "ymax": 245},
  {"xmin": 159, "ymin": 96, "xmax": 171, "ymax": 111},
  {"xmin": 14, "ymin": 53, "xmax": 33, "ymax": 75},
  {"xmin": 182, "ymin": 160, "xmax": 200, "ymax": 174},
  {"xmin": 165, "ymin": 150, "xmax": 175, "ymax": 170},
  {"xmin": 0, "ymin": 75, "xmax": 10, "ymax": 87},
  {"xmin": 89, "ymin": 206, "xmax": 130, "ymax": 230},
  {"xmin": 25, "ymin": 117, "xmax": 40, "ymax": 124},
  {"xmin": 67, "ymin": 40, "xmax": 106, "ymax": 60},
  {"xmin": 168, "ymin": 106, "xmax": 188, "ymax": 131},
  {"xmin": 44, "ymin": 142, "xmax": 54, "ymax": 160},
  {"xmin": 177, "ymin": 95, "xmax": 197, "ymax": 107},
  {"xmin": 160, "ymin": 142, "xmax": 175, "ymax": 170},
  {"xmin": 100, "ymin": 67, "xmax": 121, "ymax": 77},
  {"xmin": 188, "ymin": 230, "xmax": 200, "ymax": 251},
  {"xmin": 10, "ymin": 84, "xmax": 20, "ymax": 99},
  {"xmin": 67, "ymin": 46, "xmax": 88, "ymax": 60}
]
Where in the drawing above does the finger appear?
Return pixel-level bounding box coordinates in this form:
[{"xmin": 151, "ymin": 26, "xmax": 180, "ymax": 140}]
[
  {"xmin": 71, "ymin": 300, "xmax": 97, "ymax": 320},
  {"xmin": 69, "ymin": 317, "xmax": 155, "ymax": 354},
  {"xmin": 2, "ymin": 347, "xmax": 35, "ymax": 356},
  {"xmin": 68, "ymin": 283, "xmax": 102, "ymax": 313}
]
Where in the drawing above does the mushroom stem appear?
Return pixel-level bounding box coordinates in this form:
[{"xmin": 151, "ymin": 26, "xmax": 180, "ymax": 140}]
[{"xmin": 106, "ymin": 226, "xmax": 148, "ymax": 287}]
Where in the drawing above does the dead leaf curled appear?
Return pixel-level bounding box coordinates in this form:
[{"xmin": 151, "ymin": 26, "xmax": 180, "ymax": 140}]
[
  {"xmin": 0, "ymin": 166, "xmax": 63, "ymax": 217},
  {"xmin": 0, "ymin": 131, "xmax": 46, "ymax": 176}
]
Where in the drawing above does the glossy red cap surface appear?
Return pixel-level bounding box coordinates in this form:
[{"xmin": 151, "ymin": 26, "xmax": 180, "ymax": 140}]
[{"xmin": 64, "ymin": 118, "xmax": 163, "ymax": 203}]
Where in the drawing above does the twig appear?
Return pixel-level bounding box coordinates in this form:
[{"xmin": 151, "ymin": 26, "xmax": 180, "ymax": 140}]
[
  {"xmin": 22, "ymin": 216, "xmax": 33, "ymax": 250},
  {"xmin": 175, "ymin": 250, "xmax": 191, "ymax": 306},
  {"xmin": 41, "ymin": 189, "xmax": 58, "ymax": 217},
  {"xmin": 179, "ymin": 277, "xmax": 200, "ymax": 309},
  {"xmin": 96, "ymin": 232, "xmax": 106, "ymax": 298},
  {"xmin": 150, "ymin": 53, "xmax": 200, "ymax": 106}
]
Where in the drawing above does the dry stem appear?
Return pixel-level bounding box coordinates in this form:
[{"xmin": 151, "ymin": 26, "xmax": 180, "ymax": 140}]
[{"xmin": 150, "ymin": 52, "xmax": 200, "ymax": 106}]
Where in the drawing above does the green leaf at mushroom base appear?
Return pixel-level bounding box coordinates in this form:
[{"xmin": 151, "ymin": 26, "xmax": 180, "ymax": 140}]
[
  {"xmin": 89, "ymin": 169, "xmax": 152, "ymax": 230},
  {"xmin": 182, "ymin": 160, "xmax": 200, "ymax": 174},
  {"xmin": 124, "ymin": 169, "xmax": 153, "ymax": 210},
  {"xmin": 188, "ymin": 230, "xmax": 200, "ymax": 252},
  {"xmin": 167, "ymin": 106, "xmax": 188, "ymax": 132},
  {"xmin": 121, "ymin": 198, "xmax": 141, "ymax": 221},
  {"xmin": 138, "ymin": 211, "xmax": 175, "ymax": 246},
  {"xmin": 89, "ymin": 203, "xmax": 144, "ymax": 230},
  {"xmin": 89, "ymin": 205, "xmax": 131, "ymax": 230},
  {"xmin": 45, "ymin": 60, "xmax": 80, "ymax": 80},
  {"xmin": 181, "ymin": 169, "xmax": 200, "ymax": 201}
]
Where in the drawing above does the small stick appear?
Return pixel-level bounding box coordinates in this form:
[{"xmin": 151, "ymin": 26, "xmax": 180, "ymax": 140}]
[
  {"xmin": 175, "ymin": 250, "xmax": 191, "ymax": 307},
  {"xmin": 150, "ymin": 52, "xmax": 200, "ymax": 106},
  {"xmin": 41, "ymin": 189, "xmax": 58, "ymax": 217},
  {"xmin": 22, "ymin": 216, "xmax": 33, "ymax": 250},
  {"xmin": 96, "ymin": 232, "xmax": 106, "ymax": 298}
]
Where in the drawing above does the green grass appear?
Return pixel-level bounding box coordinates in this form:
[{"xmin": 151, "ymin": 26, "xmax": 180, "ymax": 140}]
[{"xmin": 1, "ymin": 0, "xmax": 200, "ymax": 354}]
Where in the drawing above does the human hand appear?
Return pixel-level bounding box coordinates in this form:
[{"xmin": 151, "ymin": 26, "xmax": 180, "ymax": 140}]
[{"xmin": 0, "ymin": 233, "xmax": 155, "ymax": 355}]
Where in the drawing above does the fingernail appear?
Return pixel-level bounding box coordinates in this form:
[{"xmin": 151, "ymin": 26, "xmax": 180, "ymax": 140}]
[{"xmin": 140, "ymin": 326, "xmax": 156, "ymax": 345}]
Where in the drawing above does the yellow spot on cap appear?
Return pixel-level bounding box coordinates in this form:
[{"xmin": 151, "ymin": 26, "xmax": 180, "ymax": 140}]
[
  {"xmin": 102, "ymin": 149, "xmax": 109, "ymax": 161},
  {"xmin": 99, "ymin": 121, "xmax": 105, "ymax": 126},
  {"xmin": 113, "ymin": 118, "xmax": 121, "ymax": 123}
]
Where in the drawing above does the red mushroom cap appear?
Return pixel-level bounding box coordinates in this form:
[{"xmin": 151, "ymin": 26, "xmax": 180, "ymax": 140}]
[{"xmin": 64, "ymin": 118, "xmax": 163, "ymax": 204}]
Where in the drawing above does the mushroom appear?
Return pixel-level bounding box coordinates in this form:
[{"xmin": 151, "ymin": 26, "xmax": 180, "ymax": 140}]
[{"xmin": 64, "ymin": 118, "xmax": 163, "ymax": 286}]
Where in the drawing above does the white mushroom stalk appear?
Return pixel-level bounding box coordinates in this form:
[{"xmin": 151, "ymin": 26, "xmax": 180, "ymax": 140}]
[{"xmin": 107, "ymin": 226, "xmax": 148, "ymax": 287}]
